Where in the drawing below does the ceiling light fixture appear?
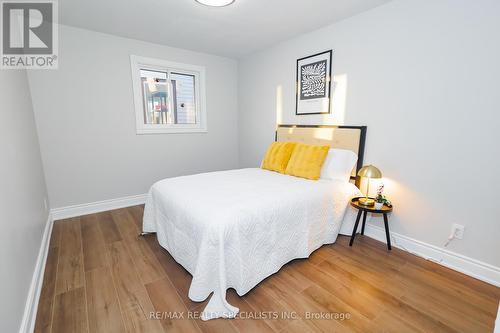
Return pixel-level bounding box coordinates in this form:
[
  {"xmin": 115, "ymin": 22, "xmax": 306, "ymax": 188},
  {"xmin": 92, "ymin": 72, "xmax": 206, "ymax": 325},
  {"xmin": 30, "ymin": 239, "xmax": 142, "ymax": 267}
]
[{"xmin": 195, "ymin": 0, "xmax": 235, "ymax": 7}]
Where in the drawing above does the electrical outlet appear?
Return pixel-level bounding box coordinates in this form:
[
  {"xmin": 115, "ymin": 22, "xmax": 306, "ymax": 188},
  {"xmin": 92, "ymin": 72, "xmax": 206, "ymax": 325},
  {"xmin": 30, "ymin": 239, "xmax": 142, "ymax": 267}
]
[{"xmin": 452, "ymin": 224, "xmax": 465, "ymax": 239}]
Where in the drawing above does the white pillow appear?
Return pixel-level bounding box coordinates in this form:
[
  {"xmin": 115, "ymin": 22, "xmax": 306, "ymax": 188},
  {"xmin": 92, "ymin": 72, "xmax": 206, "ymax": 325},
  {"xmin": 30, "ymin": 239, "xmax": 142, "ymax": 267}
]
[{"xmin": 320, "ymin": 148, "xmax": 358, "ymax": 182}]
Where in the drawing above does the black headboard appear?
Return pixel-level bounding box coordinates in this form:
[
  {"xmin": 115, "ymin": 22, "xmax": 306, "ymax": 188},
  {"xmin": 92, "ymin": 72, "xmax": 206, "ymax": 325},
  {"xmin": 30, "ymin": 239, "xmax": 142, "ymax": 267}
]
[{"xmin": 275, "ymin": 124, "xmax": 367, "ymax": 184}]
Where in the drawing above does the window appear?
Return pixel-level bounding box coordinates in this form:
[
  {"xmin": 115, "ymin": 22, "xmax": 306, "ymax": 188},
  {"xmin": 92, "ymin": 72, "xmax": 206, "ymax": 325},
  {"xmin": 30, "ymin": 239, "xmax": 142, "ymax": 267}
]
[{"xmin": 130, "ymin": 55, "xmax": 207, "ymax": 134}]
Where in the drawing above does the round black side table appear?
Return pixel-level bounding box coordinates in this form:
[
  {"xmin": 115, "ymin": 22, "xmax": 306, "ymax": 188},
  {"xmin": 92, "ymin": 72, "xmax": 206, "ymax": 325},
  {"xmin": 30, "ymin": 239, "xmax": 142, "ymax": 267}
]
[{"xmin": 349, "ymin": 197, "xmax": 393, "ymax": 250}]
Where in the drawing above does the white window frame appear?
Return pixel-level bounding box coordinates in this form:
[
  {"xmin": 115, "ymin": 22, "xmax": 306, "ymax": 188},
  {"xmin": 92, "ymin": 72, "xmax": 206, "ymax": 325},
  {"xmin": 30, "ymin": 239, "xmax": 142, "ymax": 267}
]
[{"xmin": 130, "ymin": 55, "xmax": 207, "ymax": 134}]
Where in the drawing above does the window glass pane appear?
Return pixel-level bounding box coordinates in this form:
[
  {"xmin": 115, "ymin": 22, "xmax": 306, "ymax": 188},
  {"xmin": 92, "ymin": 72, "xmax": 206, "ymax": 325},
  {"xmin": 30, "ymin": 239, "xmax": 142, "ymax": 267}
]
[
  {"xmin": 140, "ymin": 69, "xmax": 170, "ymax": 124},
  {"xmin": 171, "ymin": 72, "xmax": 197, "ymax": 124},
  {"xmin": 132, "ymin": 56, "xmax": 206, "ymax": 133}
]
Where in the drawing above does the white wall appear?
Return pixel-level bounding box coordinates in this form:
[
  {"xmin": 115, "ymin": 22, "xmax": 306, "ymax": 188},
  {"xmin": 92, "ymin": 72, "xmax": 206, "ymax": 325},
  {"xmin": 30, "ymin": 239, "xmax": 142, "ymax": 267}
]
[
  {"xmin": 0, "ymin": 70, "xmax": 49, "ymax": 332},
  {"xmin": 28, "ymin": 25, "xmax": 239, "ymax": 208},
  {"xmin": 238, "ymin": 0, "xmax": 500, "ymax": 268}
]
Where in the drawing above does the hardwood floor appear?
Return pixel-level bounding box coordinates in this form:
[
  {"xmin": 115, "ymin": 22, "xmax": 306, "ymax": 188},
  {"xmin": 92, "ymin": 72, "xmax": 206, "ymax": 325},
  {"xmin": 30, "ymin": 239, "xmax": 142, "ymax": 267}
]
[{"xmin": 35, "ymin": 205, "xmax": 500, "ymax": 333}]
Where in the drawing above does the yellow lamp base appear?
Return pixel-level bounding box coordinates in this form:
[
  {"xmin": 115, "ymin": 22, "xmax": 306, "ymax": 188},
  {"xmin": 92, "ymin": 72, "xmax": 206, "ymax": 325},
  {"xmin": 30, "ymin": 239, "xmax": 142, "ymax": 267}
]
[{"xmin": 359, "ymin": 197, "xmax": 375, "ymax": 206}]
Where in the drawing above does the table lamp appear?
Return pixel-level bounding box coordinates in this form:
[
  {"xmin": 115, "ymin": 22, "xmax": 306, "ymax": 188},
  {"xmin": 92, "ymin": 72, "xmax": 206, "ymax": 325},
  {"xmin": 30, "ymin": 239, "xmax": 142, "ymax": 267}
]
[{"xmin": 357, "ymin": 165, "xmax": 382, "ymax": 206}]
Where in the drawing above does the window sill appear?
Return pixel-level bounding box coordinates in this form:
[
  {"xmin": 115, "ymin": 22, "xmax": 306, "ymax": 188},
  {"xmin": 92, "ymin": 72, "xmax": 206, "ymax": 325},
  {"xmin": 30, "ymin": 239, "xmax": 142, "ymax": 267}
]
[{"xmin": 136, "ymin": 127, "xmax": 208, "ymax": 135}]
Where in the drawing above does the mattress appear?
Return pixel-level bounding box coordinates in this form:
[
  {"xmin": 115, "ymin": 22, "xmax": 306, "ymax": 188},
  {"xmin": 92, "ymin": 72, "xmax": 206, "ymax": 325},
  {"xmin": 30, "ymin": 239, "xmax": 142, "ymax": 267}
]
[{"xmin": 143, "ymin": 168, "xmax": 361, "ymax": 320}]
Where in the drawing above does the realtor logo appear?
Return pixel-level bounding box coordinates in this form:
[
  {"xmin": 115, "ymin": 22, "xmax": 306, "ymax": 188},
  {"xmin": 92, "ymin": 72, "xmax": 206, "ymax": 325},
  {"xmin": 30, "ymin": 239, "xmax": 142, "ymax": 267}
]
[{"xmin": 1, "ymin": 0, "xmax": 58, "ymax": 69}]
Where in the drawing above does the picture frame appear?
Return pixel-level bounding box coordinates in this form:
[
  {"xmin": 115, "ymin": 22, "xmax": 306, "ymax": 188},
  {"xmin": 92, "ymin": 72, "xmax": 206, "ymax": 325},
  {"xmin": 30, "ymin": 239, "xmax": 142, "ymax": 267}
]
[{"xmin": 296, "ymin": 50, "xmax": 333, "ymax": 115}]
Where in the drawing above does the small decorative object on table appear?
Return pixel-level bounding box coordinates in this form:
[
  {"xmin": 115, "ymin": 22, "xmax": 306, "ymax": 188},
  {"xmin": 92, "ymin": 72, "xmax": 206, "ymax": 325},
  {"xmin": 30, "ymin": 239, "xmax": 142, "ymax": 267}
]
[
  {"xmin": 374, "ymin": 184, "xmax": 392, "ymax": 210},
  {"xmin": 349, "ymin": 197, "xmax": 393, "ymax": 250}
]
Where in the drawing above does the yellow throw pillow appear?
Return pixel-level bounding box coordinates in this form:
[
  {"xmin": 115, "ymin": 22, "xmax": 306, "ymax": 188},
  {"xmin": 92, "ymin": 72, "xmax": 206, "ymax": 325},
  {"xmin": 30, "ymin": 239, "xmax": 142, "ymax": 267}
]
[
  {"xmin": 285, "ymin": 143, "xmax": 330, "ymax": 180},
  {"xmin": 261, "ymin": 142, "xmax": 297, "ymax": 173}
]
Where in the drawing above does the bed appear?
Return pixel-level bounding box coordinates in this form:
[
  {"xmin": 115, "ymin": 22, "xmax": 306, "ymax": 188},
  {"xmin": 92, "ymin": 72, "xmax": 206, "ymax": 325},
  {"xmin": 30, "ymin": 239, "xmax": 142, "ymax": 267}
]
[{"xmin": 142, "ymin": 125, "xmax": 367, "ymax": 320}]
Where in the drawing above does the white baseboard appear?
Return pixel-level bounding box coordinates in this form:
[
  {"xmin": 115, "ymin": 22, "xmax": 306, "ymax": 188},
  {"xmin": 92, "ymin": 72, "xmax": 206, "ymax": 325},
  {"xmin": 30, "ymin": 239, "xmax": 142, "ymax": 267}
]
[
  {"xmin": 19, "ymin": 214, "xmax": 53, "ymax": 333},
  {"xmin": 50, "ymin": 193, "xmax": 147, "ymax": 220},
  {"xmin": 363, "ymin": 223, "xmax": 500, "ymax": 287}
]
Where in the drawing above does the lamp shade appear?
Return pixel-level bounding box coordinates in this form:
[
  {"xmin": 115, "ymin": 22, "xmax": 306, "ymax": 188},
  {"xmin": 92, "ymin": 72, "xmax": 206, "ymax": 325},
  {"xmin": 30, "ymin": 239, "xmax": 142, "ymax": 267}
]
[{"xmin": 357, "ymin": 165, "xmax": 382, "ymax": 179}]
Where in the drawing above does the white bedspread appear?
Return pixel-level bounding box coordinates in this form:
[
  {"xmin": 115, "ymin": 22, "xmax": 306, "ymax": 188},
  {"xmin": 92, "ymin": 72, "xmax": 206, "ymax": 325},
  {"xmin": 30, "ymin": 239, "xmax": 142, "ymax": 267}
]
[{"xmin": 143, "ymin": 168, "xmax": 361, "ymax": 320}]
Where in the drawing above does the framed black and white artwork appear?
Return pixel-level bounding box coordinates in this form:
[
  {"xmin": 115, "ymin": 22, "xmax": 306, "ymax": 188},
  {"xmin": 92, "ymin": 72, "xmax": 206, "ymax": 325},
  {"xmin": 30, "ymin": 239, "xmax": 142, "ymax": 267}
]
[{"xmin": 296, "ymin": 50, "xmax": 332, "ymax": 115}]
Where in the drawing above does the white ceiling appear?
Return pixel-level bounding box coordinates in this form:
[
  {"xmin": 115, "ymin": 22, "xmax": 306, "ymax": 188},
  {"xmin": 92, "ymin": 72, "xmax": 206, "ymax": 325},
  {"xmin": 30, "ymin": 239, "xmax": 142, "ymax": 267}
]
[{"xmin": 59, "ymin": 0, "xmax": 392, "ymax": 58}]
